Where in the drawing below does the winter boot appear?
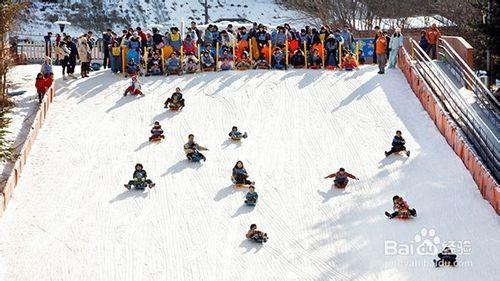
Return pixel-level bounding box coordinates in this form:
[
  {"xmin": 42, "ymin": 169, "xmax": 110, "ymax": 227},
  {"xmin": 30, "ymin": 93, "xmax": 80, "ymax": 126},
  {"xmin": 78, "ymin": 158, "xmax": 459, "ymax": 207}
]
[
  {"xmin": 406, "ymin": 150, "xmax": 411, "ymax": 157},
  {"xmin": 124, "ymin": 184, "xmax": 131, "ymax": 190}
]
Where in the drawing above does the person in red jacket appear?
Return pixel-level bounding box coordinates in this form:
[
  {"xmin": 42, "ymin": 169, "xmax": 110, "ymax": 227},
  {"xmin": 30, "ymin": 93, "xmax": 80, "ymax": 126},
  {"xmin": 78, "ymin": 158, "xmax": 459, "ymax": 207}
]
[
  {"xmin": 324, "ymin": 168, "xmax": 359, "ymax": 188},
  {"xmin": 425, "ymin": 24, "xmax": 441, "ymax": 59},
  {"xmin": 36, "ymin": 72, "xmax": 53, "ymax": 103},
  {"xmin": 341, "ymin": 52, "xmax": 358, "ymax": 71},
  {"xmin": 35, "ymin": 73, "xmax": 45, "ymax": 103}
]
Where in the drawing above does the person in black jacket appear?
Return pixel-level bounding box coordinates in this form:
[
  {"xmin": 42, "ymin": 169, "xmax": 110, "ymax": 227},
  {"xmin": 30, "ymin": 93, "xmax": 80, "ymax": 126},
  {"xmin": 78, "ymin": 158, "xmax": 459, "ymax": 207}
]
[
  {"xmin": 152, "ymin": 28, "xmax": 163, "ymax": 49},
  {"xmin": 372, "ymin": 26, "xmax": 380, "ymax": 64},
  {"xmin": 65, "ymin": 36, "xmax": 78, "ymax": 79},
  {"xmin": 434, "ymin": 247, "xmax": 457, "ymax": 267},
  {"xmin": 291, "ymin": 49, "xmax": 306, "ymax": 68},
  {"xmin": 385, "ymin": 130, "xmax": 410, "ymax": 157},
  {"xmin": 124, "ymin": 163, "xmax": 155, "ymax": 189},
  {"xmin": 102, "ymin": 29, "xmax": 112, "ymax": 69}
]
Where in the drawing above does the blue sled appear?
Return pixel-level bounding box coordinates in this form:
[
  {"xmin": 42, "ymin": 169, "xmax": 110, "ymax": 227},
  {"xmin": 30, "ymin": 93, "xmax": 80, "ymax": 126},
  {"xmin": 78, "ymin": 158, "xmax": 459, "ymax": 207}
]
[{"xmin": 245, "ymin": 202, "xmax": 256, "ymax": 206}]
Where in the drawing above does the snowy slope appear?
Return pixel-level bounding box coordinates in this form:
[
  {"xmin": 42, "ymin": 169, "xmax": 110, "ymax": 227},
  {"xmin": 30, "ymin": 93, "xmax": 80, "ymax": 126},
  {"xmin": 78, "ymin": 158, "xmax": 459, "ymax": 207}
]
[
  {"xmin": 0, "ymin": 66, "xmax": 63, "ymax": 187},
  {"xmin": 20, "ymin": 0, "xmax": 304, "ymax": 38},
  {"xmin": 0, "ymin": 66, "xmax": 499, "ymax": 280}
]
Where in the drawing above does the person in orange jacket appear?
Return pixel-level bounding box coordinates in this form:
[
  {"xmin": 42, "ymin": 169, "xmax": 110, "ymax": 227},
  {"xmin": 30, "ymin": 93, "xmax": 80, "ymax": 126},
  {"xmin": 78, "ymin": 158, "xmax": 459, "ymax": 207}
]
[
  {"xmin": 324, "ymin": 168, "xmax": 359, "ymax": 188},
  {"xmin": 425, "ymin": 24, "xmax": 441, "ymax": 59},
  {"xmin": 375, "ymin": 31, "xmax": 388, "ymax": 74}
]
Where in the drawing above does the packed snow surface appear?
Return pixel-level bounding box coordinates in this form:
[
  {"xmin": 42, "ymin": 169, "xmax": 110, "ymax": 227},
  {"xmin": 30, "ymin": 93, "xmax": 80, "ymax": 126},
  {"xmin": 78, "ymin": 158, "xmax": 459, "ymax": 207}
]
[{"xmin": 0, "ymin": 66, "xmax": 498, "ymax": 280}]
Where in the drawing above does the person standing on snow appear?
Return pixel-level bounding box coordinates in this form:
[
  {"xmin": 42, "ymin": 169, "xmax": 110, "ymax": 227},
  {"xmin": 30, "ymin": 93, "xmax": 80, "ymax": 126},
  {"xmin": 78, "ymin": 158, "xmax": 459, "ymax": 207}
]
[
  {"xmin": 425, "ymin": 23, "xmax": 441, "ymax": 59},
  {"xmin": 372, "ymin": 26, "xmax": 380, "ymax": 64},
  {"xmin": 388, "ymin": 28, "xmax": 403, "ymax": 68},
  {"xmin": 65, "ymin": 36, "xmax": 78, "ymax": 79},
  {"xmin": 102, "ymin": 29, "xmax": 113, "ymax": 69},
  {"xmin": 375, "ymin": 30, "xmax": 388, "ymax": 74}
]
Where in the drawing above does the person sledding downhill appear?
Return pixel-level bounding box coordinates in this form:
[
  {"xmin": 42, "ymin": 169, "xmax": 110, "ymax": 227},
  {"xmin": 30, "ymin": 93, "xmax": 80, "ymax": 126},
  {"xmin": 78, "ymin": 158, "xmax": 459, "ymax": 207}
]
[
  {"xmin": 246, "ymin": 224, "xmax": 268, "ymax": 243},
  {"xmin": 434, "ymin": 247, "xmax": 457, "ymax": 267},
  {"xmin": 232, "ymin": 161, "xmax": 255, "ymax": 187},
  {"xmin": 149, "ymin": 121, "xmax": 165, "ymax": 142},
  {"xmin": 164, "ymin": 87, "xmax": 185, "ymax": 110},
  {"xmin": 228, "ymin": 126, "xmax": 248, "ymax": 140},
  {"xmin": 324, "ymin": 168, "xmax": 359, "ymax": 188},
  {"xmin": 245, "ymin": 186, "xmax": 258, "ymax": 206},
  {"xmin": 124, "ymin": 75, "xmax": 143, "ymax": 96},
  {"xmin": 385, "ymin": 195, "xmax": 417, "ymax": 219},
  {"xmin": 385, "ymin": 130, "xmax": 410, "ymax": 157},
  {"xmin": 184, "ymin": 134, "xmax": 208, "ymax": 162},
  {"xmin": 124, "ymin": 163, "xmax": 155, "ymax": 190}
]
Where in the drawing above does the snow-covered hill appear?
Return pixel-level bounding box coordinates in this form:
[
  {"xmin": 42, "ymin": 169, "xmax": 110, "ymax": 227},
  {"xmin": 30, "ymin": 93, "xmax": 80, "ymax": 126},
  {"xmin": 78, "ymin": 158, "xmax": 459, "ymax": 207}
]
[
  {"xmin": 0, "ymin": 66, "xmax": 498, "ymax": 280},
  {"xmin": 19, "ymin": 0, "xmax": 304, "ymax": 38}
]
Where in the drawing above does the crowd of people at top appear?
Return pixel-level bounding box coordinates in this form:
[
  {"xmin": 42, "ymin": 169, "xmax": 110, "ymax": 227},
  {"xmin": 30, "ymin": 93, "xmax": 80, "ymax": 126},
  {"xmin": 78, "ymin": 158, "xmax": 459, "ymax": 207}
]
[{"xmin": 34, "ymin": 22, "xmax": 442, "ymax": 104}]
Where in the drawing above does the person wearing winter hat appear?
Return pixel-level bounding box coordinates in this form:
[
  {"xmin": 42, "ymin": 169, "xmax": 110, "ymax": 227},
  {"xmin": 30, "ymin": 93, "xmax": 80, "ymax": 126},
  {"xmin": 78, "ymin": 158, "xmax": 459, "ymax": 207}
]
[{"xmin": 388, "ymin": 27, "xmax": 404, "ymax": 68}]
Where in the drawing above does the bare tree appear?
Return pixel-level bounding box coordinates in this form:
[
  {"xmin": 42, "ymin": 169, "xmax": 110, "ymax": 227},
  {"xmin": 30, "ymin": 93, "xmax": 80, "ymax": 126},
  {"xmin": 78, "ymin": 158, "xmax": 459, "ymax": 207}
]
[{"xmin": 0, "ymin": 0, "xmax": 29, "ymax": 108}]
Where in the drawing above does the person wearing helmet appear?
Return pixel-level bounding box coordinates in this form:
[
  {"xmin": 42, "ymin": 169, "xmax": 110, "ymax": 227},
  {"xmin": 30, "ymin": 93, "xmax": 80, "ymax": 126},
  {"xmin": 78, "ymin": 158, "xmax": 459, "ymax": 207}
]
[
  {"xmin": 124, "ymin": 163, "xmax": 155, "ymax": 190},
  {"xmin": 324, "ymin": 168, "xmax": 359, "ymax": 188}
]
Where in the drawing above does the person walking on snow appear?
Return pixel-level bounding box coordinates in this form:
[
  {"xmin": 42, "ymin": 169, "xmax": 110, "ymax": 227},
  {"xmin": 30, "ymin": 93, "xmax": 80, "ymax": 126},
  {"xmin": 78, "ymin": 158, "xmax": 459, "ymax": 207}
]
[
  {"xmin": 388, "ymin": 28, "xmax": 403, "ymax": 68},
  {"xmin": 324, "ymin": 168, "xmax": 359, "ymax": 188}
]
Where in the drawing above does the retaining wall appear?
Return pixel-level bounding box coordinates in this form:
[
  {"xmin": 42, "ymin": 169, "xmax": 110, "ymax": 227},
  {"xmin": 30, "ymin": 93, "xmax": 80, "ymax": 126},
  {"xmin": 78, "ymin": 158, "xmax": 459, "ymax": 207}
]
[
  {"xmin": 397, "ymin": 48, "xmax": 500, "ymax": 214},
  {"xmin": 0, "ymin": 83, "xmax": 55, "ymax": 217}
]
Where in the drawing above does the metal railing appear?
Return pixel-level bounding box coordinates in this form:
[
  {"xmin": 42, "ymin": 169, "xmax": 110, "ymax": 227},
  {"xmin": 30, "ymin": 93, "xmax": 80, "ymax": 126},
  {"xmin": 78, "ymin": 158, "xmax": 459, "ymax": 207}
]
[
  {"xmin": 408, "ymin": 38, "xmax": 499, "ymax": 180},
  {"xmin": 438, "ymin": 38, "xmax": 499, "ymax": 122}
]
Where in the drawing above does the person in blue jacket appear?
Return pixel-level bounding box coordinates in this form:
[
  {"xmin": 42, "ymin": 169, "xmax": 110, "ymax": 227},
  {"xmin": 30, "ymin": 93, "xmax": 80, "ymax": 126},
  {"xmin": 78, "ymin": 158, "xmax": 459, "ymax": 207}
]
[
  {"xmin": 385, "ymin": 130, "xmax": 410, "ymax": 157},
  {"xmin": 388, "ymin": 28, "xmax": 404, "ymax": 68},
  {"xmin": 272, "ymin": 47, "xmax": 286, "ymax": 70},
  {"xmin": 229, "ymin": 126, "xmax": 248, "ymax": 140},
  {"xmin": 245, "ymin": 186, "xmax": 258, "ymax": 205},
  {"xmin": 166, "ymin": 53, "xmax": 182, "ymax": 75}
]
